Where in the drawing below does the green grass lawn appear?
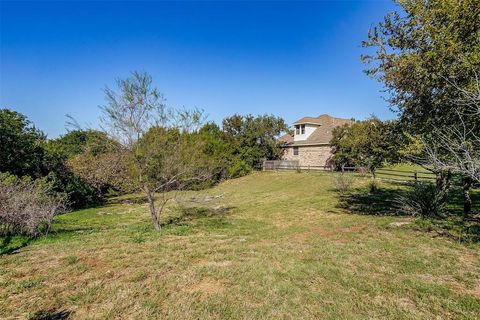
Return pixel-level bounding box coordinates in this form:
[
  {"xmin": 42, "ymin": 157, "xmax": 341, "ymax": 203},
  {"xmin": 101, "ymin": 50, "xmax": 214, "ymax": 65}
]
[
  {"xmin": 376, "ymin": 163, "xmax": 436, "ymax": 182},
  {"xmin": 1, "ymin": 171, "xmax": 479, "ymax": 319}
]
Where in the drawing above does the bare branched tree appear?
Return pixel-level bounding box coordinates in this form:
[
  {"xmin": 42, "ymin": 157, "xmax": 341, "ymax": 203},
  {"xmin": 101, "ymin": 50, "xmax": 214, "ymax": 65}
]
[
  {"xmin": 0, "ymin": 174, "xmax": 66, "ymax": 237},
  {"xmin": 450, "ymin": 70, "xmax": 480, "ymax": 115},
  {"xmin": 415, "ymin": 73, "xmax": 480, "ymax": 215},
  {"xmin": 99, "ymin": 72, "xmax": 214, "ymax": 230},
  {"xmin": 422, "ymin": 75, "xmax": 480, "ymax": 183}
]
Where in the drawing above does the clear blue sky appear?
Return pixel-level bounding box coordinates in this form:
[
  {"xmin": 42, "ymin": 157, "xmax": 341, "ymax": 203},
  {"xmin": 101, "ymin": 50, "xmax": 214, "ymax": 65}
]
[{"xmin": 0, "ymin": 0, "xmax": 399, "ymax": 138}]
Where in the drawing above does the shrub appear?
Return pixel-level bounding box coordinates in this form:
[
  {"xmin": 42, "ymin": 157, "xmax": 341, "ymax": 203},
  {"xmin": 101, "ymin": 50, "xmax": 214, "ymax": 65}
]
[
  {"xmin": 394, "ymin": 182, "xmax": 446, "ymax": 218},
  {"xmin": 368, "ymin": 179, "xmax": 378, "ymax": 193},
  {"xmin": 0, "ymin": 173, "xmax": 67, "ymax": 237},
  {"xmin": 333, "ymin": 172, "xmax": 355, "ymax": 194},
  {"xmin": 226, "ymin": 158, "xmax": 251, "ymax": 179}
]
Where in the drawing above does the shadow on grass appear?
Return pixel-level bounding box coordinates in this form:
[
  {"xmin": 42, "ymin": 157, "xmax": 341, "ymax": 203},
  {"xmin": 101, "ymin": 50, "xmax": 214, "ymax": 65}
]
[
  {"xmin": 446, "ymin": 186, "xmax": 480, "ymax": 213},
  {"xmin": 337, "ymin": 187, "xmax": 409, "ymax": 216},
  {"xmin": 337, "ymin": 184, "xmax": 480, "ymax": 243},
  {"xmin": 106, "ymin": 193, "xmax": 148, "ymax": 205},
  {"xmin": 0, "ymin": 234, "xmax": 32, "ymax": 255},
  {"xmin": 414, "ymin": 215, "xmax": 480, "ymax": 243},
  {"xmin": 29, "ymin": 309, "xmax": 72, "ymax": 320},
  {"xmin": 160, "ymin": 205, "xmax": 236, "ymax": 228}
]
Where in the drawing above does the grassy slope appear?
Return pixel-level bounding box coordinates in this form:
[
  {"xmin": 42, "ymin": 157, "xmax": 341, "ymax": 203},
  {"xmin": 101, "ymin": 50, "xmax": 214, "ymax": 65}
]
[{"xmin": 1, "ymin": 171, "xmax": 479, "ymax": 319}]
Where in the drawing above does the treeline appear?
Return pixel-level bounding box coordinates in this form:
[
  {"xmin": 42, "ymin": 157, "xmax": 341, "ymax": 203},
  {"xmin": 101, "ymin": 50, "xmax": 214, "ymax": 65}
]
[{"xmin": 0, "ymin": 97, "xmax": 288, "ymax": 235}]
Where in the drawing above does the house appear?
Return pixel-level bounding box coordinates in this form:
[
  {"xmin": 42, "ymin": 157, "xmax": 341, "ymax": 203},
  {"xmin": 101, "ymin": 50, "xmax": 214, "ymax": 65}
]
[{"xmin": 278, "ymin": 114, "xmax": 353, "ymax": 168}]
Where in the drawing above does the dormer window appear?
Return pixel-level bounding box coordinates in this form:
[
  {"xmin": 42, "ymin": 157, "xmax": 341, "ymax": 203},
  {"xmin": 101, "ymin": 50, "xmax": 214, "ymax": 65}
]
[{"xmin": 295, "ymin": 124, "xmax": 305, "ymax": 135}]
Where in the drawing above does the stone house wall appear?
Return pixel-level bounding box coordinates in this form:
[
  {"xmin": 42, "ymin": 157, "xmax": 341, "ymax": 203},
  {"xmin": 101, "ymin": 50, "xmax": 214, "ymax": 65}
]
[{"xmin": 282, "ymin": 145, "xmax": 333, "ymax": 168}]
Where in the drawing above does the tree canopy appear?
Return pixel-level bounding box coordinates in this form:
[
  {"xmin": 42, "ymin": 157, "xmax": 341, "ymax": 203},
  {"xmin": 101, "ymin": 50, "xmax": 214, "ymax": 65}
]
[
  {"xmin": 222, "ymin": 114, "xmax": 288, "ymax": 170},
  {"xmin": 0, "ymin": 109, "xmax": 46, "ymax": 177},
  {"xmin": 330, "ymin": 117, "xmax": 402, "ymax": 172},
  {"xmin": 362, "ymin": 0, "xmax": 480, "ymax": 132}
]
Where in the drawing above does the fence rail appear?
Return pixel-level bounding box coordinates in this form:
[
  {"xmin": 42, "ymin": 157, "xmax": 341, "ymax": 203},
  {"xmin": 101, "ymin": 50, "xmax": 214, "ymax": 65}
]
[
  {"xmin": 263, "ymin": 161, "xmax": 437, "ymax": 183},
  {"xmin": 375, "ymin": 168, "xmax": 436, "ymax": 182}
]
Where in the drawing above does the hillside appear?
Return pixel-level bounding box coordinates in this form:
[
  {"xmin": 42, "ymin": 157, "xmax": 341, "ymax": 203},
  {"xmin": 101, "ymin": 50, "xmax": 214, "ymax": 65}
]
[{"xmin": 1, "ymin": 171, "xmax": 479, "ymax": 319}]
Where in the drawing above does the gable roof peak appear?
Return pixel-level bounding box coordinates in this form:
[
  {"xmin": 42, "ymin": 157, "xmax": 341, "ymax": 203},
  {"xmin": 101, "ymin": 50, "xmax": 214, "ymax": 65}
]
[{"xmin": 283, "ymin": 114, "xmax": 353, "ymax": 145}]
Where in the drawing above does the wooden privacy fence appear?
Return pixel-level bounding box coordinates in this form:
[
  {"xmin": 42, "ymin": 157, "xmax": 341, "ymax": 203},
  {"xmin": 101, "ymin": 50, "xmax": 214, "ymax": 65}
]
[
  {"xmin": 263, "ymin": 160, "xmax": 299, "ymax": 170},
  {"xmin": 262, "ymin": 160, "xmax": 332, "ymax": 171}
]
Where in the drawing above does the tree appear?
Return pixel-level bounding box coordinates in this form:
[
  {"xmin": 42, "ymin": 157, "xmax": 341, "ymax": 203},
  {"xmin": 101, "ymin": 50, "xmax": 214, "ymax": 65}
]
[
  {"xmin": 99, "ymin": 71, "xmax": 215, "ymax": 230},
  {"xmin": 330, "ymin": 117, "xmax": 402, "ymax": 174},
  {"xmin": 42, "ymin": 129, "xmax": 125, "ymax": 207},
  {"xmin": 363, "ymin": 0, "xmax": 480, "ymax": 215},
  {"xmin": 414, "ymin": 77, "xmax": 480, "ymax": 215},
  {"xmin": 45, "ymin": 129, "xmax": 114, "ymax": 159},
  {"xmin": 362, "ymin": 0, "xmax": 480, "ymax": 133},
  {"xmin": 0, "ymin": 109, "xmax": 46, "ymax": 177},
  {"xmin": 198, "ymin": 122, "xmax": 246, "ymax": 180},
  {"xmin": 222, "ymin": 114, "xmax": 288, "ymax": 170},
  {"xmin": 66, "ymin": 149, "xmax": 133, "ymax": 195},
  {"xmin": 0, "ymin": 172, "xmax": 66, "ymax": 237}
]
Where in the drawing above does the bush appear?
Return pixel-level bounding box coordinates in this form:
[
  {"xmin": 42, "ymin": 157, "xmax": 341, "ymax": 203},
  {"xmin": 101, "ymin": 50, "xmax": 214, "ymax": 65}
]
[
  {"xmin": 0, "ymin": 173, "xmax": 67, "ymax": 237},
  {"xmin": 394, "ymin": 182, "xmax": 446, "ymax": 218},
  {"xmin": 226, "ymin": 158, "xmax": 251, "ymax": 179},
  {"xmin": 368, "ymin": 179, "xmax": 378, "ymax": 193},
  {"xmin": 333, "ymin": 172, "xmax": 355, "ymax": 194}
]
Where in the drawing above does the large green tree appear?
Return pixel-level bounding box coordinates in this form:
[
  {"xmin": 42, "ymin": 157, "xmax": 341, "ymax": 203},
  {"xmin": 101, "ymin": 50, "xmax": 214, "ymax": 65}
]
[
  {"xmin": 362, "ymin": 0, "xmax": 480, "ymax": 132},
  {"xmin": 363, "ymin": 0, "xmax": 480, "ymax": 215},
  {"xmin": 0, "ymin": 109, "xmax": 46, "ymax": 177},
  {"xmin": 222, "ymin": 114, "xmax": 288, "ymax": 170},
  {"xmin": 198, "ymin": 122, "xmax": 250, "ymax": 179}
]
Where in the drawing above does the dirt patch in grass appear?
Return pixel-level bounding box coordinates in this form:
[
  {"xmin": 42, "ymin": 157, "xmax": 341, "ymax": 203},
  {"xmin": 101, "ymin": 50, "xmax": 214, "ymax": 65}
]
[
  {"xmin": 187, "ymin": 277, "xmax": 225, "ymax": 297},
  {"xmin": 196, "ymin": 259, "xmax": 233, "ymax": 268}
]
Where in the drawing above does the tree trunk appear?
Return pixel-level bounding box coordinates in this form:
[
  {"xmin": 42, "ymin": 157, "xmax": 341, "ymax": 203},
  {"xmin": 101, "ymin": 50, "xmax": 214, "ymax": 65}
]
[
  {"xmin": 435, "ymin": 169, "xmax": 451, "ymax": 203},
  {"xmin": 370, "ymin": 169, "xmax": 377, "ymax": 193},
  {"xmin": 463, "ymin": 175, "xmax": 472, "ymax": 218},
  {"xmin": 145, "ymin": 187, "xmax": 161, "ymax": 231}
]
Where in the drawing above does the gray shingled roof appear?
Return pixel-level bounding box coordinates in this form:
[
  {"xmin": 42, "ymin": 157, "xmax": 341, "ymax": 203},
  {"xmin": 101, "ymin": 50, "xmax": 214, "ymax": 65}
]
[{"xmin": 279, "ymin": 114, "xmax": 352, "ymax": 146}]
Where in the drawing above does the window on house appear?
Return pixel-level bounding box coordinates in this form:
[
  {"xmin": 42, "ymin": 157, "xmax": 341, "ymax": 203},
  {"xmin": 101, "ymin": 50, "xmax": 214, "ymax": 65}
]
[
  {"xmin": 301, "ymin": 124, "xmax": 305, "ymax": 134},
  {"xmin": 295, "ymin": 125, "xmax": 300, "ymax": 135},
  {"xmin": 293, "ymin": 146, "xmax": 299, "ymax": 155}
]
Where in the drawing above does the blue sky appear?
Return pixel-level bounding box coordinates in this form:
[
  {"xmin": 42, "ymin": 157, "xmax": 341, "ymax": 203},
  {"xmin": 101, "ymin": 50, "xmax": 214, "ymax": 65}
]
[{"xmin": 0, "ymin": 1, "xmax": 399, "ymax": 138}]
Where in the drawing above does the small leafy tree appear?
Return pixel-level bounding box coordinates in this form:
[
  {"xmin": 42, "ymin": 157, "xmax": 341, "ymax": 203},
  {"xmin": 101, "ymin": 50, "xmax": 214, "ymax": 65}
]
[
  {"xmin": 99, "ymin": 71, "xmax": 215, "ymax": 230},
  {"xmin": 330, "ymin": 117, "xmax": 402, "ymax": 174}
]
